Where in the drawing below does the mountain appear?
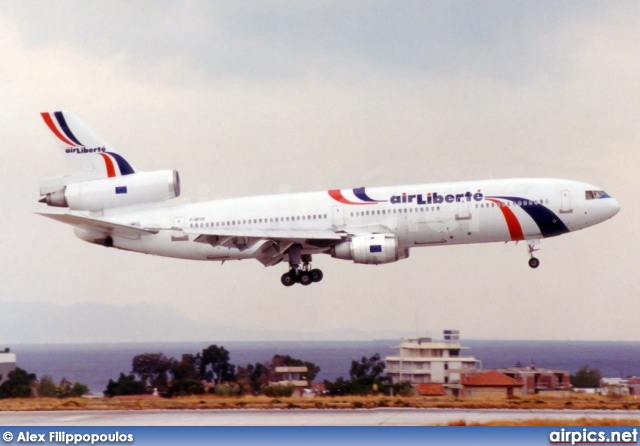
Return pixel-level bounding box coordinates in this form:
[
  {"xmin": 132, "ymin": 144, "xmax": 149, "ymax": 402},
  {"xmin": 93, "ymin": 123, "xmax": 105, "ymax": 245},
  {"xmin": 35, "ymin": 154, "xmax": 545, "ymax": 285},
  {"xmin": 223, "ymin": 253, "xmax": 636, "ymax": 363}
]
[{"xmin": 0, "ymin": 301, "xmax": 405, "ymax": 343}]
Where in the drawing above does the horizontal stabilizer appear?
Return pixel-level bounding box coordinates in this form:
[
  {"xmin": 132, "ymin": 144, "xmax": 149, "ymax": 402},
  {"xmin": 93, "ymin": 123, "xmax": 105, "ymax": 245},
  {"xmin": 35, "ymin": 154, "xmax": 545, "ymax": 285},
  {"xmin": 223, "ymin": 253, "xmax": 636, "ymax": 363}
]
[
  {"xmin": 185, "ymin": 227, "xmax": 343, "ymax": 241},
  {"xmin": 36, "ymin": 212, "xmax": 159, "ymax": 238}
]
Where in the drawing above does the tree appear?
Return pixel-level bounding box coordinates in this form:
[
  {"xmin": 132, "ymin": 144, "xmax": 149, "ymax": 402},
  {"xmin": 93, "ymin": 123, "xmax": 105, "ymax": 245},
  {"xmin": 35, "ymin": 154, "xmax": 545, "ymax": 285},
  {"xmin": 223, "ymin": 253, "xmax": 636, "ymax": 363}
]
[
  {"xmin": 350, "ymin": 353, "xmax": 385, "ymax": 380},
  {"xmin": 170, "ymin": 354, "xmax": 201, "ymax": 381},
  {"xmin": 168, "ymin": 354, "xmax": 205, "ymax": 397},
  {"xmin": 131, "ymin": 352, "xmax": 174, "ymax": 392},
  {"xmin": 324, "ymin": 353, "xmax": 388, "ymax": 396},
  {"xmin": 38, "ymin": 375, "xmax": 57, "ymax": 398},
  {"xmin": 570, "ymin": 365, "xmax": 602, "ymax": 388},
  {"xmin": 167, "ymin": 379, "xmax": 204, "ymax": 397},
  {"xmin": 200, "ymin": 345, "xmax": 235, "ymax": 384},
  {"xmin": 104, "ymin": 373, "xmax": 147, "ymax": 397},
  {"xmin": 57, "ymin": 382, "xmax": 88, "ymax": 398},
  {"xmin": 236, "ymin": 363, "xmax": 270, "ymax": 395},
  {"xmin": 0, "ymin": 368, "xmax": 34, "ymax": 399}
]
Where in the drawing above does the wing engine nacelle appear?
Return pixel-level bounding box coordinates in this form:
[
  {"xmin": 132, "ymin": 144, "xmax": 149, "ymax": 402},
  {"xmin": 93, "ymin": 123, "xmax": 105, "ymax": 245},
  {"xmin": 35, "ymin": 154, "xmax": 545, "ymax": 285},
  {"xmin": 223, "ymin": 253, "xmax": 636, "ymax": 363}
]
[
  {"xmin": 42, "ymin": 170, "xmax": 180, "ymax": 211},
  {"xmin": 331, "ymin": 234, "xmax": 408, "ymax": 264}
]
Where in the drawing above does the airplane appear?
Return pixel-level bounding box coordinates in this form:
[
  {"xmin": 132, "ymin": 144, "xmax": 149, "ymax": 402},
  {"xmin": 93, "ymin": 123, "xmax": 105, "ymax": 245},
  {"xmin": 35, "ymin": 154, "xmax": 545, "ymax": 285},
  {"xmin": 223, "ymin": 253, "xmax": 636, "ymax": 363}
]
[{"xmin": 37, "ymin": 111, "xmax": 621, "ymax": 286}]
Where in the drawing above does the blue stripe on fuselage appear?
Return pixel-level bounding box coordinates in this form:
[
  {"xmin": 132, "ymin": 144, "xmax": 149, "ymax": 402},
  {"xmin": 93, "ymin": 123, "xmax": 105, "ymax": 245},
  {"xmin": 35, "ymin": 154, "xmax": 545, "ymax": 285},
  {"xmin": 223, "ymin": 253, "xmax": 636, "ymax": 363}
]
[
  {"xmin": 353, "ymin": 187, "xmax": 386, "ymax": 203},
  {"xmin": 489, "ymin": 196, "xmax": 569, "ymax": 238}
]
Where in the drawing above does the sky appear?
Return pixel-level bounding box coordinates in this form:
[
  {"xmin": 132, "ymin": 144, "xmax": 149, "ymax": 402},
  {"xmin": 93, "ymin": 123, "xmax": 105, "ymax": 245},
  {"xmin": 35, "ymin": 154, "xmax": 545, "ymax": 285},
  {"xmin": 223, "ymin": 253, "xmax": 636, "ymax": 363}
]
[{"xmin": 0, "ymin": 1, "xmax": 638, "ymax": 342}]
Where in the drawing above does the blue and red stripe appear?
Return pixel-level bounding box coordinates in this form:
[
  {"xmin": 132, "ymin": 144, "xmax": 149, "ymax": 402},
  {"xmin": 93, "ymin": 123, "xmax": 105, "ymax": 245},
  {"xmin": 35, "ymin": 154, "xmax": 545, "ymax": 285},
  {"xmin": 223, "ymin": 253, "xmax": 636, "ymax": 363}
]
[
  {"xmin": 328, "ymin": 187, "xmax": 385, "ymax": 205},
  {"xmin": 488, "ymin": 196, "xmax": 569, "ymax": 238},
  {"xmin": 53, "ymin": 111, "xmax": 84, "ymax": 146},
  {"xmin": 41, "ymin": 112, "xmax": 78, "ymax": 147},
  {"xmin": 106, "ymin": 152, "xmax": 135, "ymax": 176}
]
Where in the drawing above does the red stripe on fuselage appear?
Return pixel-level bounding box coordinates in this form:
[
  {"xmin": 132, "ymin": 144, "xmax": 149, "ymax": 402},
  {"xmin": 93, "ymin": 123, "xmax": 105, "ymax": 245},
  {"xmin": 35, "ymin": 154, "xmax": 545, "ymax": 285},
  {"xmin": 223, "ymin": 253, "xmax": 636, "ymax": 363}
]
[
  {"xmin": 487, "ymin": 198, "xmax": 524, "ymax": 241},
  {"xmin": 99, "ymin": 153, "xmax": 116, "ymax": 178},
  {"xmin": 41, "ymin": 112, "xmax": 77, "ymax": 146},
  {"xmin": 328, "ymin": 189, "xmax": 371, "ymax": 205}
]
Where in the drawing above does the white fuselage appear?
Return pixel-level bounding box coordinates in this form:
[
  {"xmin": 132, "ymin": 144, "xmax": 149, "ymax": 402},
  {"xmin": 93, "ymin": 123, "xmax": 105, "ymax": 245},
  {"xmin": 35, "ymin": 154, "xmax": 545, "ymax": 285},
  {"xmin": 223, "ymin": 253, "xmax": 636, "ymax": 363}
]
[{"xmin": 73, "ymin": 178, "xmax": 620, "ymax": 263}]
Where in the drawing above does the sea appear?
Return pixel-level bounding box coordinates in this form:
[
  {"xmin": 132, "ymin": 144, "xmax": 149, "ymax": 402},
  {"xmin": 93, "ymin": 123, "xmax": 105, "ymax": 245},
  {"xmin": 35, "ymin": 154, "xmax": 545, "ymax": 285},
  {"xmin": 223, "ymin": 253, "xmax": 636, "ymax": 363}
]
[{"xmin": 8, "ymin": 340, "xmax": 640, "ymax": 393}]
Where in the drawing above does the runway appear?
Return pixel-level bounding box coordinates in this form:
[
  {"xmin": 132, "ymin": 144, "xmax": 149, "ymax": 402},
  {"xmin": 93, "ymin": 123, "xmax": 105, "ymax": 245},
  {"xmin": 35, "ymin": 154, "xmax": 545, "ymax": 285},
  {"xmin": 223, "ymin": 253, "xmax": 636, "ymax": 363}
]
[{"xmin": 2, "ymin": 408, "xmax": 640, "ymax": 426}]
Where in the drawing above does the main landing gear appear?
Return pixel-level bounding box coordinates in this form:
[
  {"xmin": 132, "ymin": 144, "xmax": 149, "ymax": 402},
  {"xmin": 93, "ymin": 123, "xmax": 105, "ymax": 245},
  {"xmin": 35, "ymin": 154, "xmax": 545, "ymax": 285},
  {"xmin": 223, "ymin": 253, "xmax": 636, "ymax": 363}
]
[
  {"xmin": 281, "ymin": 247, "xmax": 323, "ymax": 287},
  {"xmin": 527, "ymin": 240, "xmax": 540, "ymax": 269}
]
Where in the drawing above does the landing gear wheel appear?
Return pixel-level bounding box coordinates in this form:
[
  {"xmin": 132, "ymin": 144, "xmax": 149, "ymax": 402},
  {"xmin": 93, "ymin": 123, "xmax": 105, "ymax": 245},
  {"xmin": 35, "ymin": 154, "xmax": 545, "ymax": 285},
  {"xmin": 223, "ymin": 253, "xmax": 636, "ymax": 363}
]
[
  {"xmin": 310, "ymin": 269, "xmax": 323, "ymax": 283},
  {"xmin": 298, "ymin": 271, "xmax": 312, "ymax": 286},
  {"xmin": 281, "ymin": 271, "xmax": 296, "ymax": 287},
  {"xmin": 528, "ymin": 257, "xmax": 540, "ymax": 269}
]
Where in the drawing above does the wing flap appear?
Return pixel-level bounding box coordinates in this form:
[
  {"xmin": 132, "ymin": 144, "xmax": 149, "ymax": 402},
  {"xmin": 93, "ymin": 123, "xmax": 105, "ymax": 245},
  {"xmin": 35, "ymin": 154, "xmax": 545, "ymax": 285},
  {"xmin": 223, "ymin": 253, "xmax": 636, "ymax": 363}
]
[{"xmin": 37, "ymin": 212, "xmax": 158, "ymax": 238}]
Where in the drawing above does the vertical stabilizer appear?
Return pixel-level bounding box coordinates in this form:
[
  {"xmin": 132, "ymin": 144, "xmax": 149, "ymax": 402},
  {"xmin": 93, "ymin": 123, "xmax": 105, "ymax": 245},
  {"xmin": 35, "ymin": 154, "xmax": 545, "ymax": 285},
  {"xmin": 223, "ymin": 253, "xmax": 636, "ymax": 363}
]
[{"xmin": 40, "ymin": 111, "xmax": 137, "ymax": 178}]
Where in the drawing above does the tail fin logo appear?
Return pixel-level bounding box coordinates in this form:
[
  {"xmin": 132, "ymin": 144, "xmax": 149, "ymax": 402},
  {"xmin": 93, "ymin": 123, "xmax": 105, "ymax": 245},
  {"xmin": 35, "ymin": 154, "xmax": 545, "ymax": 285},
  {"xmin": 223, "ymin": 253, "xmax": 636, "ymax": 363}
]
[
  {"xmin": 41, "ymin": 111, "xmax": 137, "ymax": 177},
  {"xmin": 41, "ymin": 112, "xmax": 85, "ymax": 147}
]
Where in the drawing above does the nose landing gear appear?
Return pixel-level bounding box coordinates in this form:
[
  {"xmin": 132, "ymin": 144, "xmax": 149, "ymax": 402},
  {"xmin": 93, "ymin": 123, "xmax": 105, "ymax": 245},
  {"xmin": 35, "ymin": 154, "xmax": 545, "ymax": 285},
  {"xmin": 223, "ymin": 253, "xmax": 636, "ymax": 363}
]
[{"xmin": 527, "ymin": 239, "xmax": 540, "ymax": 269}]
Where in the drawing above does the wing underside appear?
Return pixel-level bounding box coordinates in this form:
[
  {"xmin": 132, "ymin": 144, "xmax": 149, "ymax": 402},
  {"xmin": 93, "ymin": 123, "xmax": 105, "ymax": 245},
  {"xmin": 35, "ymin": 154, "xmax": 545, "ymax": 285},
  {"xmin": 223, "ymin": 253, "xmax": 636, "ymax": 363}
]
[{"xmin": 37, "ymin": 212, "xmax": 159, "ymax": 239}]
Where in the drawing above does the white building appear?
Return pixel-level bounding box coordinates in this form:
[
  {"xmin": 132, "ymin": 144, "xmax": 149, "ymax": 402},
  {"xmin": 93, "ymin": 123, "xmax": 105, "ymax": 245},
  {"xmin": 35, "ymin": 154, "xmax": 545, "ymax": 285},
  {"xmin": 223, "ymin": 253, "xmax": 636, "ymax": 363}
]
[
  {"xmin": 0, "ymin": 349, "xmax": 16, "ymax": 383},
  {"xmin": 384, "ymin": 331, "xmax": 480, "ymax": 389},
  {"xmin": 271, "ymin": 366, "xmax": 309, "ymax": 388},
  {"xmin": 600, "ymin": 378, "xmax": 629, "ymax": 396}
]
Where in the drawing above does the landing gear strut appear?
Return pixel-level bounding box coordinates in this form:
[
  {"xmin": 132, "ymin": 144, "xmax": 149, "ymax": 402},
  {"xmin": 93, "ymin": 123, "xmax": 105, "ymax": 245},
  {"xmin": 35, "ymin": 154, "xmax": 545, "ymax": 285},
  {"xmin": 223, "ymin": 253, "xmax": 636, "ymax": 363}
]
[
  {"xmin": 281, "ymin": 247, "xmax": 323, "ymax": 286},
  {"xmin": 527, "ymin": 240, "xmax": 540, "ymax": 269}
]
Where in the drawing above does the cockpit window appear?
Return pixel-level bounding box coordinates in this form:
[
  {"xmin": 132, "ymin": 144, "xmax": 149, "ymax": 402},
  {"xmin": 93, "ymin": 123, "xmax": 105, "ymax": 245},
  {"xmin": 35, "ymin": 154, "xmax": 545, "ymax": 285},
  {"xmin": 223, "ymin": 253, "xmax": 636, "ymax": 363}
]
[{"xmin": 585, "ymin": 190, "xmax": 611, "ymax": 200}]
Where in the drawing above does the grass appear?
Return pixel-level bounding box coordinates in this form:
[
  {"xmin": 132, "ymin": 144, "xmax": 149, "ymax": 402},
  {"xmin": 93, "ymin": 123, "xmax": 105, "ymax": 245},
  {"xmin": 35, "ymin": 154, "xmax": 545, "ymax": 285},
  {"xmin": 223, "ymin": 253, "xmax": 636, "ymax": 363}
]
[{"xmin": 0, "ymin": 393, "xmax": 639, "ymax": 417}]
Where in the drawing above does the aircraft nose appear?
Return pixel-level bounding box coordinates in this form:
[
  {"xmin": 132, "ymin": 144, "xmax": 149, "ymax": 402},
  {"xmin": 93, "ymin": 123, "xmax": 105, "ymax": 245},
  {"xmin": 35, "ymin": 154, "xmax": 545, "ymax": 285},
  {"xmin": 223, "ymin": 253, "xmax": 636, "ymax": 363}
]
[{"xmin": 609, "ymin": 198, "xmax": 621, "ymax": 217}]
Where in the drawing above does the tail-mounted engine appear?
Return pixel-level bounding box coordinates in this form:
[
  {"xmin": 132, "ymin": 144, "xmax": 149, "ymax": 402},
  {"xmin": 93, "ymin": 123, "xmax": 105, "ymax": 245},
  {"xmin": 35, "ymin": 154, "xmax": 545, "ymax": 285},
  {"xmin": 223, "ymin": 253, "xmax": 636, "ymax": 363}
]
[
  {"xmin": 41, "ymin": 170, "xmax": 180, "ymax": 211},
  {"xmin": 331, "ymin": 234, "xmax": 408, "ymax": 264}
]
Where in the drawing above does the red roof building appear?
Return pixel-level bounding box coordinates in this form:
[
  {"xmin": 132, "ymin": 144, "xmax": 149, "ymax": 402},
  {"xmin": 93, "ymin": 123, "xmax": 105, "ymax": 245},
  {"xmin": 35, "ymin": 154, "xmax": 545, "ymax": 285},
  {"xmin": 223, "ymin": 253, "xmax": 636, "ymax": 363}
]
[
  {"xmin": 416, "ymin": 383, "xmax": 446, "ymax": 396},
  {"xmin": 461, "ymin": 370, "xmax": 523, "ymax": 398}
]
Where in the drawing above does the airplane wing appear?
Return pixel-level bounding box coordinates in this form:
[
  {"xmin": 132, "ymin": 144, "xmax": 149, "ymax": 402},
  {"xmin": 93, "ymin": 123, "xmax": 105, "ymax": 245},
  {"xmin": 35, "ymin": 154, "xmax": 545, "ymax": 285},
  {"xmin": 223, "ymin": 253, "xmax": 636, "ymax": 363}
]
[
  {"xmin": 184, "ymin": 227, "xmax": 345, "ymax": 267},
  {"xmin": 183, "ymin": 227, "xmax": 344, "ymax": 241},
  {"xmin": 36, "ymin": 212, "xmax": 159, "ymax": 239}
]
